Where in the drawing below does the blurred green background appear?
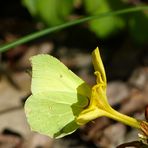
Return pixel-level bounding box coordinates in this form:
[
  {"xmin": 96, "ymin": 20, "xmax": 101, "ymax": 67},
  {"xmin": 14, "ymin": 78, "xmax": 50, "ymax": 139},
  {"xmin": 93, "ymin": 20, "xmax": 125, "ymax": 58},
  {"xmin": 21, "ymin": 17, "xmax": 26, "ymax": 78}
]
[{"xmin": 22, "ymin": 0, "xmax": 148, "ymax": 43}]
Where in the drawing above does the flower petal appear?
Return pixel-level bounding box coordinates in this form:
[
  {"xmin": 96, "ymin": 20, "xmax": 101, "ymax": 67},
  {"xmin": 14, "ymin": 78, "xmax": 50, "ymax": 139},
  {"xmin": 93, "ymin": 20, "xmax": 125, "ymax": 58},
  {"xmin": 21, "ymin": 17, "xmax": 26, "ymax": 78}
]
[{"xmin": 92, "ymin": 47, "xmax": 106, "ymax": 84}]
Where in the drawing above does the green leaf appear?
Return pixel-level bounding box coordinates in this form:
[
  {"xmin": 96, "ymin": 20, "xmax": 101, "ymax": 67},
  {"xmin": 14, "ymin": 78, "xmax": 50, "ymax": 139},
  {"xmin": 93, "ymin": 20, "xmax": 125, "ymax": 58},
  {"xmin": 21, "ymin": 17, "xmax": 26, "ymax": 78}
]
[
  {"xmin": 22, "ymin": 0, "xmax": 37, "ymax": 16},
  {"xmin": 22, "ymin": 0, "xmax": 74, "ymax": 26},
  {"xmin": 25, "ymin": 55, "xmax": 91, "ymax": 138},
  {"xmin": 89, "ymin": 16, "xmax": 124, "ymax": 38},
  {"xmin": 129, "ymin": 11, "xmax": 148, "ymax": 44},
  {"xmin": 84, "ymin": 0, "xmax": 125, "ymax": 38}
]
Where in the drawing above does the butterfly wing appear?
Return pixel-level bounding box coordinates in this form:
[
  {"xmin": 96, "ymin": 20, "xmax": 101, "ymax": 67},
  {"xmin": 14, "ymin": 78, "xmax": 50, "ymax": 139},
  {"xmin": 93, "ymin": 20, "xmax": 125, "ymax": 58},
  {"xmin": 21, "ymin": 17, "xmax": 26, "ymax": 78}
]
[
  {"xmin": 25, "ymin": 54, "xmax": 91, "ymax": 138},
  {"xmin": 25, "ymin": 91, "xmax": 88, "ymax": 138},
  {"xmin": 31, "ymin": 55, "xmax": 91, "ymax": 97}
]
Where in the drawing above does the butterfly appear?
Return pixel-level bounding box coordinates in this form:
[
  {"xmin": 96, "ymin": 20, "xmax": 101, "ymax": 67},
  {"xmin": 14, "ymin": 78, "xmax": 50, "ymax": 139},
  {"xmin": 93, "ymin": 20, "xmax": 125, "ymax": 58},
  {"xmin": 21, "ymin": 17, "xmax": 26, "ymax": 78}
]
[{"xmin": 25, "ymin": 50, "xmax": 91, "ymax": 138}]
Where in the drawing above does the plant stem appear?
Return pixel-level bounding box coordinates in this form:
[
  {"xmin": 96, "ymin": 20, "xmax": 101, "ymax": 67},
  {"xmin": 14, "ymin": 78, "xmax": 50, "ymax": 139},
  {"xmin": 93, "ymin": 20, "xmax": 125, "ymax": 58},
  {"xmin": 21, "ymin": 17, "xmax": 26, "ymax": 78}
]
[
  {"xmin": 0, "ymin": 6, "xmax": 148, "ymax": 52},
  {"xmin": 106, "ymin": 107, "xmax": 141, "ymax": 129}
]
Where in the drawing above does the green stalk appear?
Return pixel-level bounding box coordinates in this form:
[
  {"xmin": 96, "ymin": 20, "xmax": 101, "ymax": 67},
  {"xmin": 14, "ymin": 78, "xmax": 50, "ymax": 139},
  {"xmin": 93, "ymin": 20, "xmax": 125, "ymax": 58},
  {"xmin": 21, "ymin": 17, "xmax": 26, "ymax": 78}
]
[
  {"xmin": 0, "ymin": 6, "xmax": 148, "ymax": 52},
  {"xmin": 105, "ymin": 107, "xmax": 141, "ymax": 129}
]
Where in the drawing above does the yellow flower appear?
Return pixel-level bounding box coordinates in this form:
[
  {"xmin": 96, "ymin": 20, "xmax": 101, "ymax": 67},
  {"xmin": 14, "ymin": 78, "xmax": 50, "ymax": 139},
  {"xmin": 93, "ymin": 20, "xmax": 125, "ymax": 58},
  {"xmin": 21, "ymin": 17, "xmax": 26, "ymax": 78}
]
[{"xmin": 76, "ymin": 47, "xmax": 141, "ymax": 129}]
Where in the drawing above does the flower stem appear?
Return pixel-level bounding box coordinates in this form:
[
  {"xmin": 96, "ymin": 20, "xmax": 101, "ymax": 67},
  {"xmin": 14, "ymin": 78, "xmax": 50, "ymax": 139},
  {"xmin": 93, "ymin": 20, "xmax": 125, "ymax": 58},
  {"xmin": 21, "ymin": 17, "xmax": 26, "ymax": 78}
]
[{"xmin": 105, "ymin": 107, "xmax": 141, "ymax": 129}]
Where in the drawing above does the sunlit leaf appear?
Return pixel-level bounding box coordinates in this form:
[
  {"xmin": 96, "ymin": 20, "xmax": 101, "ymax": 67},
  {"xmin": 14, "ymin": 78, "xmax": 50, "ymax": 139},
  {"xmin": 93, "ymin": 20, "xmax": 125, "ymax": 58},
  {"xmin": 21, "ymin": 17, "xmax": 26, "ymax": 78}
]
[
  {"xmin": 22, "ymin": 0, "xmax": 74, "ymax": 25},
  {"xmin": 84, "ymin": 0, "xmax": 125, "ymax": 38}
]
